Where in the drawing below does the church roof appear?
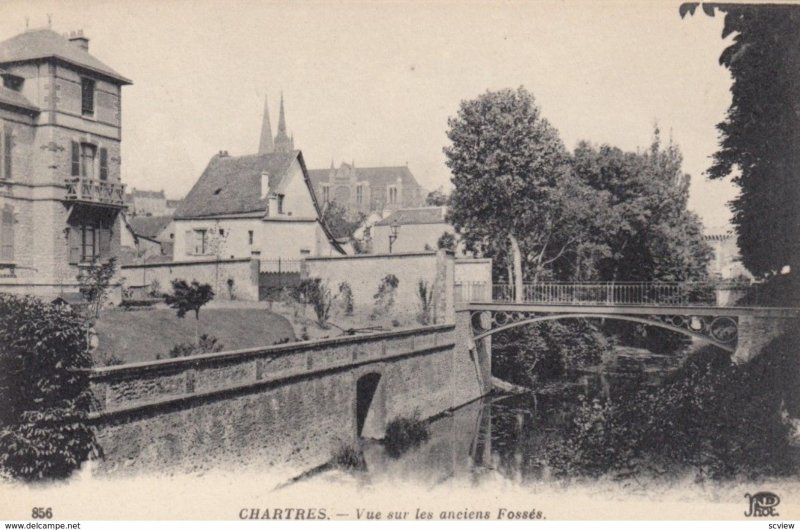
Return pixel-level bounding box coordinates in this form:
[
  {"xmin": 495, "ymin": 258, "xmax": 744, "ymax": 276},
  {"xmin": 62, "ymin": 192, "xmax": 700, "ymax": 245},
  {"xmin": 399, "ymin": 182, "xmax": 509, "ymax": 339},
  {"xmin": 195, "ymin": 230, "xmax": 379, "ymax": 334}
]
[
  {"xmin": 174, "ymin": 151, "xmax": 299, "ymax": 219},
  {"xmin": 0, "ymin": 29, "xmax": 131, "ymax": 84},
  {"xmin": 375, "ymin": 206, "xmax": 448, "ymax": 226},
  {"xmin": 307, "ymin": 165, "xmax": 421, "ymax": 188}
]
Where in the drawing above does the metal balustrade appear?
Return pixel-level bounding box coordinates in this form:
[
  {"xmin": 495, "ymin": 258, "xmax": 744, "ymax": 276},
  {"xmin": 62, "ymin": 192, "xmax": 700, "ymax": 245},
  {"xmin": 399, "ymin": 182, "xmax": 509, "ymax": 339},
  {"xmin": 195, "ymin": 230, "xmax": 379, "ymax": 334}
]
[{"xmin": 455, "ymin": 281, "xmax": 761, "ymax": 307}]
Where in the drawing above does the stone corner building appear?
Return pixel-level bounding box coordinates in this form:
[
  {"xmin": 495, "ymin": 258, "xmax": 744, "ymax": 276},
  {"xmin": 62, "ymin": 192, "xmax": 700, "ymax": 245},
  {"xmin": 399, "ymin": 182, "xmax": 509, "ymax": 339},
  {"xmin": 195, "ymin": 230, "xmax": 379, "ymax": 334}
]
[{"xmin": 0, "ymin": 28, "xmax": 130, "ymax": 297}]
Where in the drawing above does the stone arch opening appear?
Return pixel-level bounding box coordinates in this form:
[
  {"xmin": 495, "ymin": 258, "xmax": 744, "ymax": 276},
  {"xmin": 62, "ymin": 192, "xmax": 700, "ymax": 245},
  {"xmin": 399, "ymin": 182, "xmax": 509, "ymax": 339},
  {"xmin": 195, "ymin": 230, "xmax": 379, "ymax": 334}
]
[{"xmin": 356, "ymin": 372, "xmax": 385, "ymax": 438}]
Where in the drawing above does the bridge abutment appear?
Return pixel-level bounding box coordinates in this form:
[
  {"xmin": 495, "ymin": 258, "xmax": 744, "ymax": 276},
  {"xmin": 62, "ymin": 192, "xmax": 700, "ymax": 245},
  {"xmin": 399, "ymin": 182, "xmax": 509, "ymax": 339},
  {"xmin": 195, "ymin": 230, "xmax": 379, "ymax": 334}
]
[{"xmin": 733, "ymin": 309, "xmax": 799, "ymax": 363}]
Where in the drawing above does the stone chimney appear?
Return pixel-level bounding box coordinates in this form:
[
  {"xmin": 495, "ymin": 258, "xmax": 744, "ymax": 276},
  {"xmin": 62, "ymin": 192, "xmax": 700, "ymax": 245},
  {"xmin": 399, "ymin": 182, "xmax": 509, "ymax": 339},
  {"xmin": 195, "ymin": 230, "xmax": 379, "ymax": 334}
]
[
  {"xmin": 261, "ymin": 171, "xmax": 270, "ymax": 199},
  {"xmin": 68, "ymin": 30, "xmax": 89, "ymax": 51}
]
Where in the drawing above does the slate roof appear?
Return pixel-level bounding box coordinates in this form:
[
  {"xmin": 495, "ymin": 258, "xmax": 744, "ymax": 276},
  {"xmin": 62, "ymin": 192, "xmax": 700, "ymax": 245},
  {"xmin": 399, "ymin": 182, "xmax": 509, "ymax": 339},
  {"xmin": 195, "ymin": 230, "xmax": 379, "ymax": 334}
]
[
  {"xmin": 307, "ymin": 165, "xmax": 421, "ymax": 188},
  {"xmin": 174, "ymin": 151, "xmax": 298, "ymax": 219},
  {"xmin": 0, "ymin": 84, "xmax": 38, "ymax": 112},
  {"xmin": 128, "ymin": 216, "xmax": 173, "ymax": 239},
  {"xmin": 0, "ymin": 29, "xmax": 131, "ymax": 84},
  {"xmin": 375, "ymin": 207, "xmax": 447, "ymax": 226}
]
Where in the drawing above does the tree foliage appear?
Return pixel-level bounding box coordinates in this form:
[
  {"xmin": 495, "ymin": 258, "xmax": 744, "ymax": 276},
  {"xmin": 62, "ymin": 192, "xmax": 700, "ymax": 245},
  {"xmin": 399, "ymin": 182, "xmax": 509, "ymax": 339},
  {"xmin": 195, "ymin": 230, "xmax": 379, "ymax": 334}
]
[
  {"xmin": 0, "ymin": 294, "xmax": 98, "ymax": 480},
  {"xmin": 425, "ymin": 187, "xmax": 449, "ymax": 206},
  {"xmin": 444, "ymin": 86, "xmax": 575, "ymax": 298},
  {"xmin": 321, "ymin": 201, "xmax": 365, "ymax": 239},
  {"xmin": 76, "ymin": 257, "xmax": 118, "ymax": 319},
  {"xmin": 164, "ymin": 279, "xmax": 214, "ymax": 320},
  {"xmin": 685, "ymin": 4, "xmax": 800, "ymax": 283}
]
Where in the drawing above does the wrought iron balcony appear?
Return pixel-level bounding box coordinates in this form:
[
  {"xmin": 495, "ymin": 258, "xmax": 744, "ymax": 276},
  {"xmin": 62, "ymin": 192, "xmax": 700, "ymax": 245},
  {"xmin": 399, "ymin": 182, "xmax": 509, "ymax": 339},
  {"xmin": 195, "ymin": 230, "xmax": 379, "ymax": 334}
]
[{"xmin": 64, "ymin": 177, "xmax": 125, "ymax": 207}]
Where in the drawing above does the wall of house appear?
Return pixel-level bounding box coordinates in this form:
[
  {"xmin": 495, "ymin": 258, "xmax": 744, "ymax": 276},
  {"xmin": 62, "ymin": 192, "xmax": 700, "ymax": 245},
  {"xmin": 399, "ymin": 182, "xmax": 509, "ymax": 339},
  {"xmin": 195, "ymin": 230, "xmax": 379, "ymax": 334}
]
[
  {"xmin": 305, "ymin": 250, "xmax": 454, "ymax": 326},
  {"xmin": 269, "ymin": 160, "xmax": 318, "ymax": 219},
  {"xmin": 120, "ymin": 258, "xmax": 259, "ymax": 301},
  {"xmin": 173, "ymin": 218, "xmax": 260, "ymax": 261},
  {"xmin": 455, "ymin": 258, "xmax": 492, "ymax": 285},
  {"xmin": 372, "ymin": 222, "xmax": 455, "ymax": 254}
]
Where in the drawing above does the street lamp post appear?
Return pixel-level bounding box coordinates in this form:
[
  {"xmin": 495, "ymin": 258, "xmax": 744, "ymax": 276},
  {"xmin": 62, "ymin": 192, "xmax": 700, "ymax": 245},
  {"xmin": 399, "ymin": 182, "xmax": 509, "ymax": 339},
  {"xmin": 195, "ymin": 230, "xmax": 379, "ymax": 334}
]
[{"xmin": 388, "ymin": 219, "xmax": 399, "ymax": 253}]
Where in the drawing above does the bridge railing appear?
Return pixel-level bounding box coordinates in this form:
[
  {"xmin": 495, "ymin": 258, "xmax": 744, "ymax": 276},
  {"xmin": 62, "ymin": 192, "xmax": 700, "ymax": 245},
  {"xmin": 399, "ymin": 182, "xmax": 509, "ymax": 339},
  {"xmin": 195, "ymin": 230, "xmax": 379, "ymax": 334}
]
[{"xmin": 455, "ymin": 281, "xmax": 759, "ymax": 307}]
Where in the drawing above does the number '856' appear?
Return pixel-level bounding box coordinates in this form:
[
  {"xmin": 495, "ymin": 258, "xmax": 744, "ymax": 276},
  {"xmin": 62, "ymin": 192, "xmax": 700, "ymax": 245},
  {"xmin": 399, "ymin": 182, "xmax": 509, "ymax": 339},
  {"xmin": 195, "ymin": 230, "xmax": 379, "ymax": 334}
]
[{"xmin": 32, "ymin": 507, "xmax": 52, "ymax": 519}]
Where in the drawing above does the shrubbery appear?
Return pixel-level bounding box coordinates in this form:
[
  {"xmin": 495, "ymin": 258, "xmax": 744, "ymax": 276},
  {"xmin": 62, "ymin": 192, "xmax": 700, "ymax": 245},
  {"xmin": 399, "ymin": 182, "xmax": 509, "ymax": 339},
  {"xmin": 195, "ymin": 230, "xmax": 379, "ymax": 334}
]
[
  {"xmin": 165, "ymin": 334, "xmax": 225, "ymax": 359},
  {"xmin": 383, "ymin": 413, "xmax": 430, "ymax": 458},
  {"xmin": 371, "ymin": 274, "xmax": 399, "ymax": 320},
  {"xmin": 542, "ymin": 329, "xmax": 800, "ymax": 481},
  {"xmin": 492, "ymin": 319, "xmax": 610, "ymax": 386},
  {"xmin": 0, "ymin": 294, "xmax": 98, "ymax": 480},
  {"xmin": 294, "ymin": 278, "xmax": 335, "ymax": 328}
]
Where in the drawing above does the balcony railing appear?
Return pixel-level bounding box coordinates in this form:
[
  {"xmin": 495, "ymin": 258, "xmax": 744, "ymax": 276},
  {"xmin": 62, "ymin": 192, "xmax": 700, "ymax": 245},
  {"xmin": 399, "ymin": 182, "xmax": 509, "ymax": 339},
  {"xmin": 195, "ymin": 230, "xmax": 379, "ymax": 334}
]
[
  {"xmin": 455, "ymin": 281, "xmax": 764, "ymax": 307},
  {"xmin": 65, "ymin": 177, "xmax": 125, "ymax": 207}
]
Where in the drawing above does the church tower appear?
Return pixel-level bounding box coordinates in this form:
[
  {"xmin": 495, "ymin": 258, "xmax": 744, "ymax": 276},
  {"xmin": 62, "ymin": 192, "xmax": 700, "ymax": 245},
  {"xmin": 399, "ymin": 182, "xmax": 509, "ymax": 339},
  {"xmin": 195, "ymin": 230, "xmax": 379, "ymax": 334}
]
[
  {"xmin": 258, "ymin": 94, "xmax": 275, "ymax": 154},
  {"xmin": 273, "ymin": 92, "xmax": 294, "ymax": 153}
]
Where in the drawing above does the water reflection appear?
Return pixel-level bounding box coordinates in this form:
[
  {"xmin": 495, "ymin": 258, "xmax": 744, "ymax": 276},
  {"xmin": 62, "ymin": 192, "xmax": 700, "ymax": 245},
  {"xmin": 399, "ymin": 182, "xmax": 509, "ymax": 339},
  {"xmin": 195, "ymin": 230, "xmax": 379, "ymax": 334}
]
[{"xmin": 356, "ymin": 349, "xmax": 692, "ymax": 487}]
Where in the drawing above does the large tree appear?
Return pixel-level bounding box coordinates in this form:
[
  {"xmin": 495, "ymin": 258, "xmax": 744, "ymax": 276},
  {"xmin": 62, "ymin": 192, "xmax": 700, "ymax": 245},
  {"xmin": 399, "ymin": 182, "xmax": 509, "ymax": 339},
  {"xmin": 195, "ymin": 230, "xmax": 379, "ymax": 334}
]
[
  {"xmin": 570, "ymin": 130, "xmax": 712, "ymax": 282},
  {"xmin": 444, "ymin": 87, "xmax": 585, "ymax": 299},
  {"xmin": 682, "ymin": 3, "xmax": 800, "ymax": 283}
]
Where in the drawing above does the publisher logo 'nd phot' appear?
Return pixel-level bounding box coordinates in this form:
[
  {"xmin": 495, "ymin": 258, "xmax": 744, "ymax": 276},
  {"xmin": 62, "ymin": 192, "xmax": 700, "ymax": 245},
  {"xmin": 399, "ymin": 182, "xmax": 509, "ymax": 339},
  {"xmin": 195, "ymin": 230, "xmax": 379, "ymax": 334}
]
[{"xmin": 744, "ymin": 492, "xmax": 780, "ymax": 517}]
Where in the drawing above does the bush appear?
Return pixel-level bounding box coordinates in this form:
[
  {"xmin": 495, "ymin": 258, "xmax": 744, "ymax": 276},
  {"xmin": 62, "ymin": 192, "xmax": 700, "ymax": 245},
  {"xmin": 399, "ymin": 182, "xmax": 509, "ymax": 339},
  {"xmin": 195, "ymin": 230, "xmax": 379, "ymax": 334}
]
[
  {"xmin": 96, "ymin": 352, "xmax": 125, "ymax": 367},
  {"xmin": 416, "ymin": 279, "xmax": 434, "ymax": 325},
  {"xmin": 543, "ymin": 332, "xmax": 800, "ymax": 481},
  {"xmin": 371, "ymin": 274, "xmax": 399, "ymax": 320},
  {"xmin": 167, "ymin": 334, "xmax": 225, "ymax": 358},
  {"xmin": 383, "ymin": 413, "xmax": 430, "ymax": 458},
  {"xmin": 294, "ymin": 278, "xmax": 335, "ymax": 328},
  {"xmin": 338, "ymin": 282, "xmax": 354, "ymax": 316},
  {"xmin": 331, "ymin": 441, "xmax": 366, "ymax": 471},
  {"xmin": 76, "ymin": 257, "xmax": 117, "ymax": 319},
  {"xmin": 492, "ymin": 319, "xmax": 609, "ymax": 386},
  {"xmin": 0, "ymin": 294, "xmax": 98, "ymax": 480}
]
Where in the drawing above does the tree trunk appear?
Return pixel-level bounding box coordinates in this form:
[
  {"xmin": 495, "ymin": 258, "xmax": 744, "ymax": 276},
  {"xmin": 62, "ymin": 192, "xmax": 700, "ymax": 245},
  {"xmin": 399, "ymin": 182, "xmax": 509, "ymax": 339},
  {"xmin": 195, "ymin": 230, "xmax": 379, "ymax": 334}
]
[{"xmin": 509, "ymin": 233, "xmax": 524, "ymax": 303}]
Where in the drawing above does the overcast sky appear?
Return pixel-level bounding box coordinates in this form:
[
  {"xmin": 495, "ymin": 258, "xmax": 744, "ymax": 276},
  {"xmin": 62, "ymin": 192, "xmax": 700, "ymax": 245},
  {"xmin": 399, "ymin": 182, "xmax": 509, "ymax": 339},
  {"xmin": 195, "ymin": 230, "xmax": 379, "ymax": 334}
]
[{"xmin": 1, "ymin": 0, "xmax": 738, "ymax": 228}]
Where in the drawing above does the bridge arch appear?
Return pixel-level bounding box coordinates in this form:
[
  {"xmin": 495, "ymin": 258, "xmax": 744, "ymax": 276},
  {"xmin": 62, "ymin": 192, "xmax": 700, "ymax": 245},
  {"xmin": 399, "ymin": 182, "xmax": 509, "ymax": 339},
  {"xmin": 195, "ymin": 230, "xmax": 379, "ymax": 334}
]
[
  {"xmin": 471, "ymin": 312, "xmax": 736, "ymax": 353},
  {"xmin": 355, "ymin": 371, "xmax": 386, "ymax": 439}
]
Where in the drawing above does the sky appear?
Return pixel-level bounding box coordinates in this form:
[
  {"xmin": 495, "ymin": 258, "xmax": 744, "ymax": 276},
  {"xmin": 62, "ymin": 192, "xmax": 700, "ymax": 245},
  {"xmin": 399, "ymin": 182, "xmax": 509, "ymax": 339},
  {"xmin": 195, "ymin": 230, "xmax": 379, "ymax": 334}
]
[{"xmin": 0, "ymin": 0, "xmax": 739, "ymax": 228}]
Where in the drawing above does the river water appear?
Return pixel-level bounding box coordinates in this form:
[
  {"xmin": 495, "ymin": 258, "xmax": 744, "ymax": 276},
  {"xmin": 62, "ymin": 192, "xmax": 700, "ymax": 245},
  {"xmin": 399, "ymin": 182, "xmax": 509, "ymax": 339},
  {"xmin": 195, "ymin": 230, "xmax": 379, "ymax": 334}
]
[{"xmin": 295, "ymin": 344, "xmax": 798, "ymax": 491}]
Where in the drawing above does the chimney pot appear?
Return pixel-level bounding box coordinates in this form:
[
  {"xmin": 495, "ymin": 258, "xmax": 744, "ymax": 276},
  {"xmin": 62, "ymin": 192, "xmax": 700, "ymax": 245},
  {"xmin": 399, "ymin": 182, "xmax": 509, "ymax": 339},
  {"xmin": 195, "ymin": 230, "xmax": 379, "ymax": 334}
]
[{"xmin": 68, "ymin": 30, "xmax": 89, "ymax": 51}]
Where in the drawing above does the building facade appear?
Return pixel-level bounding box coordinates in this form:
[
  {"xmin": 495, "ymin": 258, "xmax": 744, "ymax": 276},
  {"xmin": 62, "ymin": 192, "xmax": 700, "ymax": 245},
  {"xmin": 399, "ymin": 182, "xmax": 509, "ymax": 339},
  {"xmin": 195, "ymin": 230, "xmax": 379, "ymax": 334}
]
[
  {"xmin": 0, "ymin": 28, "xmax": 130, "ymax": 297},
  {"xmin": 173, "ymin": 150, "xmax": 344, "ymax": 261},
  {"xmin": 308, "ymin": 162, "xmax": 426, "ymax": 215},
  {"xmin": 371, "ymin": 206, "xmax": 457, "ymax": 254},
  {"xmin": 704, "ymin": 226, "xmax": 753, "ymax": 280}
]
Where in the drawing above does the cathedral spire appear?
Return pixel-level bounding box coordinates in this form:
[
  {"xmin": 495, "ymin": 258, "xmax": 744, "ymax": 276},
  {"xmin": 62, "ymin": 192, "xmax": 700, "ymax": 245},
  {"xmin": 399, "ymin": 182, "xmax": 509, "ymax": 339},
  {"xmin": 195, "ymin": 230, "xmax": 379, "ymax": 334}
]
[
  {"xmin": 258, "ymin": 93, "xmax": 274, "ymax": 154},
  {"xmin": 274, "ymin": 92, "xmax": 293, "ymax": 152}
]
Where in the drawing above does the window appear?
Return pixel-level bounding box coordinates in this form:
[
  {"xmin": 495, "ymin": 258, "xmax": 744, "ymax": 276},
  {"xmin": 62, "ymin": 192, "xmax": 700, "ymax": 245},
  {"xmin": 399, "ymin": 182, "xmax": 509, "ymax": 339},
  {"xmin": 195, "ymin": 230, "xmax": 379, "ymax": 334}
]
[
  {"xmin": 71, "ymin": 142, "xmax": 98, "ymax": 179},
  {"xmin": 321, "ymin": 184, "xmax": 330, "ymax": 203},
  {"xmin": 68, "ymin": 221, "xmax": 111, "ymax": 264},
  {"xmin": 277, "ymin": 194, "xmax": 285, "ymax": 214},
  {"xmin": 1, "ymin": 204, "xmax": 14, "ymax": 261},
  {"xmin": 356, "ymin": 185, "xmax": 363, "ymax": 205},
  {"xmin": 248, "ymin": 230, "xmax": 254, "ymax": 245},
  {"xmin": 388, "ymin": 186, "xmax": 398, "ymax": 204},
  {"xmin": 99, "ymin": 148, "xmax": 108, "ymax": 180},
  {"xmin": 81, "ymin": 78, "xmax": 95, "ymax": 116},
  {"xmin": 0, "ymin": 126, "xmax": 11, "ymax": 180},
  {"xmin": 193, "ymin": 229, "xmax": 208, "ymax": 255}
]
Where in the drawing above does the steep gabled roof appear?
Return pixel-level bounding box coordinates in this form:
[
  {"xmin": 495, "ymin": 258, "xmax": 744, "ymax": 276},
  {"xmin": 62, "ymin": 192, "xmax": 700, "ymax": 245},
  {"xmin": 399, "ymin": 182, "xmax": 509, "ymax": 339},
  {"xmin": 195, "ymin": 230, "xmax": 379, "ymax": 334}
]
[
  {"xmin": 375, "ymin": 206, "xmax": 447, "ymax": 226},
  {"xmin": 174, "ymin": 151, "xmax": 298, "ymax": 219},
  {"xmin": 128, "ymin": 215, "xmax": 173, "ymax": 239},
  {"xmin": 0, "ymin": 29, "xmax": 131, "ymax": 85},
  {"xmin": 307, "ymin": 165, "xmax": 421, "ymax": 188}
]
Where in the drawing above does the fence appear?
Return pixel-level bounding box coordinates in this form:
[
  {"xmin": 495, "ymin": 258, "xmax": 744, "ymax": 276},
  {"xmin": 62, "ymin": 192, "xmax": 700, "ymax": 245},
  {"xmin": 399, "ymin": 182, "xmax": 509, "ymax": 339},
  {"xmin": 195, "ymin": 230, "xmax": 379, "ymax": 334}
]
[{"xmin": 455, "ymin": 281, "xmax": 761, "ymax": 307}]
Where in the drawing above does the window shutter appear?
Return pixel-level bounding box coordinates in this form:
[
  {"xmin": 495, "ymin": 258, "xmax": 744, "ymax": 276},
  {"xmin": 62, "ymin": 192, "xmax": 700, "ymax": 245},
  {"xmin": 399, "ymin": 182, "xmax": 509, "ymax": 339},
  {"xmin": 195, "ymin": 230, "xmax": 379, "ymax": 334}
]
[
  {"xmin": 1, "ymin": 205, "xmax": 14, "ymax": 261},
  {"xmin": 98, "ymin": 227, "xmax": 111, "ymax": 257},
  {"xmin": 99, "ymin": 148, "xmax": 108, "ymax": 180},
  {"xmin": 68, "ymin": 227, "xmax": 81, "ymax": 264},
  {"xmin": 71, "ymin": 142, "xmax": 80, "ymax": 176},
  {"xmin": 2, "ymin": 127, "xmax": 11, "ymax": 180},
  {"xmin": 184, "ymin": 230, "xmax": 194, "ymax": 256}
]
